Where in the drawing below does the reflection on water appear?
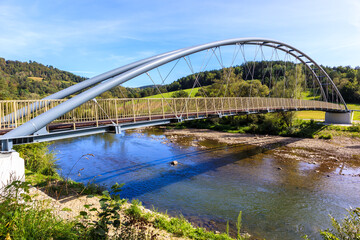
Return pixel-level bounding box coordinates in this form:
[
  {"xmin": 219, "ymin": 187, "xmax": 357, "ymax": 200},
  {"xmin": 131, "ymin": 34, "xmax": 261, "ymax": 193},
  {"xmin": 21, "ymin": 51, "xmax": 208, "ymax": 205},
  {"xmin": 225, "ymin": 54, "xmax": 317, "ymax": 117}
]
[{"xmin": 50, "ymin": 129, "xmax": 360, "ymax": 240}]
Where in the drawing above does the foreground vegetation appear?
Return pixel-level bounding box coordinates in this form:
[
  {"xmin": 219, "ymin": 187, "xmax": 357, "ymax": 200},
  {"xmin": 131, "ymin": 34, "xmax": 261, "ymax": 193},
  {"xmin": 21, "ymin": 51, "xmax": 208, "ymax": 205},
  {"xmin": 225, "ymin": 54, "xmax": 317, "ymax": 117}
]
[
  {"xmin": 0, "ymin": 181, "xmax": 81, "ymax": 239},
  {"xmin": 306, "ymin": 208, "xmax": 360, "ymax": 240},
  {"xmin": 0, "ymin": 180, "xmax": 247, "ymax": 240}
]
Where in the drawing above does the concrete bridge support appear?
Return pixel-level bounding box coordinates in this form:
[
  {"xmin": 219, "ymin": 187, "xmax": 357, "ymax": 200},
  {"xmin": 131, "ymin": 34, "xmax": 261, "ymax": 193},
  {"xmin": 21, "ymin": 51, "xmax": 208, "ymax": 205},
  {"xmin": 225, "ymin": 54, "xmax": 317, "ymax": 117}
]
[
  {"xmin": 0, "ymin": 152, "xmax": 25, "ymax": 193},
  {"xmin": 325, "ymin": 111, "xmax": 353, "ymax": 125}
]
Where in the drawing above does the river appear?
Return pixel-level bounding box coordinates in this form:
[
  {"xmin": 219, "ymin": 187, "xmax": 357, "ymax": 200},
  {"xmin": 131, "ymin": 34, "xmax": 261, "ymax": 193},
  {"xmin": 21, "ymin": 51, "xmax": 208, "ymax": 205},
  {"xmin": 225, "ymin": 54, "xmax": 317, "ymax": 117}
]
[{"xmin": 49, "ymin": 128, "xmax": 360, "ymax": 239}]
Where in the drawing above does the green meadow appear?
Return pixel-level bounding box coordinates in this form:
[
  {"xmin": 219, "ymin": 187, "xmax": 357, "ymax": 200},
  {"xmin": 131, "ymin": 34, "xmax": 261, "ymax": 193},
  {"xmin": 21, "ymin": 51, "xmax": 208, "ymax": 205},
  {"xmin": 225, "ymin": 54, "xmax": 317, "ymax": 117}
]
[
  {"xmin": 145, "ymin": 87, "xmax": 200, "ymax": 98},
  {"xmin": 296, "ymin": 103, "xmax": 360, "ymax": 121}
]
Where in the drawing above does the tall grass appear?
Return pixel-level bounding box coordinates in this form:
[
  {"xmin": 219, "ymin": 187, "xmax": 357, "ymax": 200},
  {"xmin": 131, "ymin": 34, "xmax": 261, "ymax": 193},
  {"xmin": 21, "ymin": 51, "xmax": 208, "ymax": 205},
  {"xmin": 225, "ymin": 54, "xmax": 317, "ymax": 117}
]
[{"xmin": 0, "ymin": 181, "xmax": 82, "ymax": 239}]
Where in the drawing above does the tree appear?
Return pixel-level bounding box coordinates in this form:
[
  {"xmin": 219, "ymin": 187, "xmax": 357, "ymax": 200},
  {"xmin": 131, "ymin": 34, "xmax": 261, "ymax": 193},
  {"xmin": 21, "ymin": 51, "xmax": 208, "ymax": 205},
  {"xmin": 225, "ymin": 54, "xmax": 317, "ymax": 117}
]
[
  {"xmin": 171, "ymin": 90, "xmax": 188, "ymax": 98},
  {"xmin": 271, "ymin": 65, "xmax": 305, "ymax": 99},
  {"xmin": 236, "ymin": 80, "xmax": 269, "ymax": 97}
]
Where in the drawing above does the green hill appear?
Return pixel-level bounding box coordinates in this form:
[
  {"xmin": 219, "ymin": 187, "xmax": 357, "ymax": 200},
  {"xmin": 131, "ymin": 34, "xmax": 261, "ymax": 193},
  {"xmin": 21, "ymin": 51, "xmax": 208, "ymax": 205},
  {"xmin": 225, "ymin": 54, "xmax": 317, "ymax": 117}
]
[{"xmin": 0, "ymin": 58, "xmax": 86, "ymax": 100}]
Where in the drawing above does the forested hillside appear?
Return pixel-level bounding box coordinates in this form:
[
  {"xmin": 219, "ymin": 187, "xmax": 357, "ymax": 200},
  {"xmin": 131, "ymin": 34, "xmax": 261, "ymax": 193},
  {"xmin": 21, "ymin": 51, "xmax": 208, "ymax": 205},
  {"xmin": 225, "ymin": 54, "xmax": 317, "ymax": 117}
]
[
  {"xmin": 1, "ymin": 57, "xmax": 360, "ymax": 104},
  {"xmin": 0, "ymin": 58, "xmax": 86, "ymax": 99}
]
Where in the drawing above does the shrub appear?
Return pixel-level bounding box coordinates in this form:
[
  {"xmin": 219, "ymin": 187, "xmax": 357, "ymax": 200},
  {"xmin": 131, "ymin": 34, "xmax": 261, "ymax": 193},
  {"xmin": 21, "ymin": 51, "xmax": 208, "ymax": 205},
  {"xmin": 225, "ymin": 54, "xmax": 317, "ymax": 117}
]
[
  {"xmin": 320, "ymin": 208, "xmax": 360, "ymax": 239},
  {"xmin": 319, "ymin": 134, "xmax": 333, "ymax": 140},
  {"xmin": 347, "ymin": 124, "xmax": 360, "ymax": 132},
  {"xmin": 83, "ymin": 183, "xmax": 126, "ymax": 239},
  {"xmin": 13, "ymin": 142, "xmax": 57, "ymax": 176}
]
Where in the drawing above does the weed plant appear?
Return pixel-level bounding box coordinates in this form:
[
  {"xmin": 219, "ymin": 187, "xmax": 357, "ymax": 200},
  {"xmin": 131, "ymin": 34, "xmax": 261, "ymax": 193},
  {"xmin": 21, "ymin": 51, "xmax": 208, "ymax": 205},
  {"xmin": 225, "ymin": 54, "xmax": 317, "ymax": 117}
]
[
  {"xmin": 304, "ymin": 207, "xmax": 360, "ymax": 239},
  {"xmin": 320, "ymin": 208, "xmax": 360, "ymax": 240}
]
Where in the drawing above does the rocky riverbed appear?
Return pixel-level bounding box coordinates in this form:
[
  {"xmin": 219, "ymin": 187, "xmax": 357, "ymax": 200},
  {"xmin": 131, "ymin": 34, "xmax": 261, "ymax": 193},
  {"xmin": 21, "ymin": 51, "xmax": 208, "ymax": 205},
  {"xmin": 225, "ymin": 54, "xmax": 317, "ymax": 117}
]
[{"xmin": 162, "ymin": 128, "xmax": 360, "ymax": 176}]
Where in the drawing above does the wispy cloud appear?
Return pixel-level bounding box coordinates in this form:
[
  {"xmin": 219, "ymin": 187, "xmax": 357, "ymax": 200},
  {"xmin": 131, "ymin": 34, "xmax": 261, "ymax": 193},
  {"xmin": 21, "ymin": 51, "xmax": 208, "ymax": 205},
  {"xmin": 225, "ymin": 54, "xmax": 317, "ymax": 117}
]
[
  {"xmin": 0, "ymin": 0, "xmax": 359, "ymax": 79},
  {"xmin": 0, "ymin": 2, "xmax": 142, "ymax": 58}
]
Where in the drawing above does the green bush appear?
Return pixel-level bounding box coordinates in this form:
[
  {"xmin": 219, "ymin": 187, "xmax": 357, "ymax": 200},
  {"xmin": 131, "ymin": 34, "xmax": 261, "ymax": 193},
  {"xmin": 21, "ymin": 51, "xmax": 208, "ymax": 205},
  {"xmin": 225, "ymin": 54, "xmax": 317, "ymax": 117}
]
[
  {"xmin": 319, "ymin": 134, "xmax": 333, "ymax": 140},
  {"xmin": 320, "ymin": 208, "xmax": 360, "ymax": 239},
  {"xmin": 14, "ymin": 142, "xmax": 57, "ymax": 176},
  {"xmin": 346, "ymin": 124, "xmax": 360, "ymax": 132},
  {"xmin": 1, "ymin": 180, "xmax": 245, "ymax": 240}
]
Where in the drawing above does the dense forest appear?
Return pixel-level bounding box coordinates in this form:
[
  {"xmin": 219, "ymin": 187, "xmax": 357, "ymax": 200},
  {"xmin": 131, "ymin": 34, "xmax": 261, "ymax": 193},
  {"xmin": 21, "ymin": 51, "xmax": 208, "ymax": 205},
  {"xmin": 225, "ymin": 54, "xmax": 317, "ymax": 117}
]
[{"xmin": 1, "ymin": 57, "xmax": 360, "ymax": 103}]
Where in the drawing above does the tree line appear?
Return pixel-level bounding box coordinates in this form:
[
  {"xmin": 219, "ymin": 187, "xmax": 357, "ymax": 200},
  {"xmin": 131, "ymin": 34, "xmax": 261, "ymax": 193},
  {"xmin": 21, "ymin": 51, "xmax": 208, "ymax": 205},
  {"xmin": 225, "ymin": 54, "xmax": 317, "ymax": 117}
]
[{"xmin": 0, "ymin": 57, "xmax": 359, "ymax": 103}]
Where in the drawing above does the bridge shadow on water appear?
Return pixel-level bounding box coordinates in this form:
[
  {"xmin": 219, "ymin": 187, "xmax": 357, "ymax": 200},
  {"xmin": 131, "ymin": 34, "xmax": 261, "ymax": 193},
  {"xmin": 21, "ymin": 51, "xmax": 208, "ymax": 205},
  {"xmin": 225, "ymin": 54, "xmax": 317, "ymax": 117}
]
[
  {"xmin": 78, "ymin": 143, "xmax": 239, "ymax": 182},
  {"xmin": 80, "ymin": 136, "xmax": 303, "ymax": 199}
]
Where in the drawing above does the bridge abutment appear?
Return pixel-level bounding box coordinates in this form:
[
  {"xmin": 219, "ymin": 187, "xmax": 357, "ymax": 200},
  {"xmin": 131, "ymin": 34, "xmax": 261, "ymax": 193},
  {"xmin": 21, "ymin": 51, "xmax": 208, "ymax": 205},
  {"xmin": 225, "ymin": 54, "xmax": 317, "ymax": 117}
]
[
  {"xmin": 325, "ymin": 111, "xmax": 353, "ymax": 125},
  {"xmin": 0, "ymin": 151, "xmax": 25, "ymax": 193}
]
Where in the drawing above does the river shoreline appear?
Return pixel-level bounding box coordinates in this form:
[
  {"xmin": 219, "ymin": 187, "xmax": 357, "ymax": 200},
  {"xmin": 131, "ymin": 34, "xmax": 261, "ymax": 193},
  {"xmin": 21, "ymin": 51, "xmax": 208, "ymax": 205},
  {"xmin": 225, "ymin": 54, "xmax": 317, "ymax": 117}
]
[
  {"xmin": 162, "ymin": 128, "xmax": 360, "ymax": 175},
  {"xmin": 43, "ymin": 127, "xmax": 360, "ymax": 239},
  {"xmin": 28, "ymin": 186, "xmax": 189, "ymax": 240}
]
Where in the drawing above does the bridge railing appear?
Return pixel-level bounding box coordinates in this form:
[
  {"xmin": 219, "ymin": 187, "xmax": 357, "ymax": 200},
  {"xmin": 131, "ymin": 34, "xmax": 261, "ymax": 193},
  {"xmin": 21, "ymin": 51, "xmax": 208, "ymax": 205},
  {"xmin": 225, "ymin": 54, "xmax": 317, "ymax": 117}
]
[
  {"xmin": 0, "ymin": 99, "xmax": 66, "ymax": 130},
  {"xmin": 0, "ymin": 97, "xmax": 345, "ymax": 132}
]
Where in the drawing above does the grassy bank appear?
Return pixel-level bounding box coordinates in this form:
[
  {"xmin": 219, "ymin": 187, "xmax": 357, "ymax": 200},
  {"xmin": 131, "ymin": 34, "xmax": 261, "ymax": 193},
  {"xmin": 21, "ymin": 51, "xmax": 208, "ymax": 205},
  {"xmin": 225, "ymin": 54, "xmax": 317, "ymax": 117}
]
[
  {"xmin": 1, "ymin": 179, "xmax": 248, "ymax": 240},
  {"xmin": 13, "ymin": 143, "xmax": 103, "ymax": 198},
  {"xmin": 1, "ymin": 142, "xmax": 247, "ymax": 240}
]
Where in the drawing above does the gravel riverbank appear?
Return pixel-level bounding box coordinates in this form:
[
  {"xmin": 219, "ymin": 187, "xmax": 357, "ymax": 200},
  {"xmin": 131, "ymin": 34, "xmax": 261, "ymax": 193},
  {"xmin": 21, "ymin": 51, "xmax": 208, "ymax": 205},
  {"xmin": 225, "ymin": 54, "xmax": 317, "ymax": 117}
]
[{"xmin": 163, "ymin": 128, "xmax": 360, "ymax": 170}]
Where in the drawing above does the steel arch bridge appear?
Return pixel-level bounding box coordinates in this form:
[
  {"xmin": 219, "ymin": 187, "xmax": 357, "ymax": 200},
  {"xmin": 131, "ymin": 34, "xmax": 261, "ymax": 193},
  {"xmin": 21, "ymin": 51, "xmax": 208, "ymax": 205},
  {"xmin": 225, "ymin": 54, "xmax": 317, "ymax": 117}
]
[{"xmin": 0, "ymin": 38, "xmax": 351, "ymax": 151}]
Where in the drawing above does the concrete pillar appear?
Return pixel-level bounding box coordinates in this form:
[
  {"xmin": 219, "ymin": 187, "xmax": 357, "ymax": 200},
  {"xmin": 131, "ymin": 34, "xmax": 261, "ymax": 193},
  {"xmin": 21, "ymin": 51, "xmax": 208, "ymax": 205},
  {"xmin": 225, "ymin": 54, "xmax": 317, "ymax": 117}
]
[
  {"xmin": 0, "ymin": 151, "xmax": 25, "ymax": 191},
  {"xmin": 325, "ymin": 111, "xmax": 353, "ymax": 125}
]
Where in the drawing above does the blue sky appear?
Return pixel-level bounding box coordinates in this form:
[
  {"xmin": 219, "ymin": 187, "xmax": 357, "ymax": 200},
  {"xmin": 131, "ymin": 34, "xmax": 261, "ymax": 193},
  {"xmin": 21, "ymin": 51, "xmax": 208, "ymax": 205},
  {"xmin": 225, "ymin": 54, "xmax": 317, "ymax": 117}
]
[{"xmin": 0, "ymin": 0, "xmax": 359, "ymax": 85}]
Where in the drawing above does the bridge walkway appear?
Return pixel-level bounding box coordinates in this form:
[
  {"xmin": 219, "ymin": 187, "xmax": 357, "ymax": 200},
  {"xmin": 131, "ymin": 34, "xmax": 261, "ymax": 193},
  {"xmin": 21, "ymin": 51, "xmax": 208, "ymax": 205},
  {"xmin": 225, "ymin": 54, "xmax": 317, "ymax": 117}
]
[{"xmin": 0, "ymin": 97, "xmax": 345, "ymax": 136}]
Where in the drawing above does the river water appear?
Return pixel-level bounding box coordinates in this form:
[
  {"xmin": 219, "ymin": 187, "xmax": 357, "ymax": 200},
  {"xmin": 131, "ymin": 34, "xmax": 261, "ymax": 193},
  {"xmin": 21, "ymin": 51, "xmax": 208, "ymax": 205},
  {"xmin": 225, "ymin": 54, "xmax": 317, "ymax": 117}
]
[{"xmin": 49, "ymin": 128, "xmax": 360, "ymax": 239}]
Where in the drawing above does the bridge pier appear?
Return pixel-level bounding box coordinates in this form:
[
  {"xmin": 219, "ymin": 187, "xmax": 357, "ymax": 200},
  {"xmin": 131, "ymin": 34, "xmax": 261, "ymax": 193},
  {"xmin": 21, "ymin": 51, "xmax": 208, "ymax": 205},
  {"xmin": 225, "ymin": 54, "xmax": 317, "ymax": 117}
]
[
  {"xmin": 325, "ymin": 111, "xmax": 353, "ymax": 125},
  {"xmin": 0, "ymin": 151, "xmax": 25, "ymax": 193}
]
